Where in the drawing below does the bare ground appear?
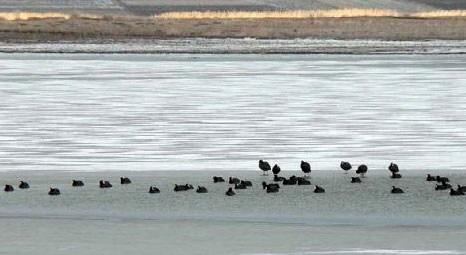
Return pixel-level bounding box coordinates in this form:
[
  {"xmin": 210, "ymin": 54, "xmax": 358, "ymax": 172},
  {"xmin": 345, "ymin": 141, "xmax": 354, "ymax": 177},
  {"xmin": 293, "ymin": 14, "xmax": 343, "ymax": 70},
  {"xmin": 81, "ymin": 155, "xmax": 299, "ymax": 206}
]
[{"xmin": 0, "ymin": 17, "xmax": 466, "ymax": 42}]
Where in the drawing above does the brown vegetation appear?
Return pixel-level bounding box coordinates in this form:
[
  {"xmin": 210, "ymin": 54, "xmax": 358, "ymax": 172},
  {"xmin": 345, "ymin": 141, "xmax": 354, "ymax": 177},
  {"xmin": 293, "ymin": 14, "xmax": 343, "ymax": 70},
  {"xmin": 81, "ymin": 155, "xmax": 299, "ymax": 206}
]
[{"xmin": 0, "ymin": 10, "xmax": 465, "ymax": 41}]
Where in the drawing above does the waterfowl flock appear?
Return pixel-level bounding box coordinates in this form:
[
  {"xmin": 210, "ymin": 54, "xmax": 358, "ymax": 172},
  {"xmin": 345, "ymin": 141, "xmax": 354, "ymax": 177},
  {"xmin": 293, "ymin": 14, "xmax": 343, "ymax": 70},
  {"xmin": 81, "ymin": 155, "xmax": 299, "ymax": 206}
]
[{"xmin": 1, "ymin": 160, "xmax": 465, "ymax": 197}]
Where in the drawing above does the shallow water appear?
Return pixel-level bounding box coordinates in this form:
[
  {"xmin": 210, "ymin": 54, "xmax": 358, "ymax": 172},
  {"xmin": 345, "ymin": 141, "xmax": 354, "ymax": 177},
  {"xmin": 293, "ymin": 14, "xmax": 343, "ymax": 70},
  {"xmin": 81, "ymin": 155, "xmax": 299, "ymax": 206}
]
[
  {"xmin": 0, "ymin": 170, "xmax": 465, "ymax": 255},
  {"xmin": 0, "ymin": 54, "xmax": 466, "ymax": 171}
]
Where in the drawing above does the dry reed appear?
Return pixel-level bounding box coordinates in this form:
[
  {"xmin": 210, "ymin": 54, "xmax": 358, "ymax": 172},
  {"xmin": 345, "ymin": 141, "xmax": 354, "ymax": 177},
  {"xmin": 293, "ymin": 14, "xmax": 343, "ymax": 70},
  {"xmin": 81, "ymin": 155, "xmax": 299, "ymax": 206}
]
[
  {"xmin": 155, "ymin": 9, "xmax": 466, "ymax": 19},
  {"xmin": 1, "ymin": 9, "xmax": 466, "ymax": 21},
  {"xmin": 0, "ymin": 12, "xmax": 103, "ymax": 21}
]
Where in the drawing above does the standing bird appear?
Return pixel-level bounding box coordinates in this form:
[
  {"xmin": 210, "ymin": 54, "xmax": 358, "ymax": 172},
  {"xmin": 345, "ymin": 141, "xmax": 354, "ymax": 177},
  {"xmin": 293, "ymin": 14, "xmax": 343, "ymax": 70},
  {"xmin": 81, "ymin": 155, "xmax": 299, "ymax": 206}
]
[
  {"xmin": 272, "ymin": 164, "xmax": 281, "ymax": 175},
  {"xmin": 300, "ymin": 161, "xmax": 311, "ymax": 178},
  {"xmin": 259, "ymin": 160, "xmax": 271, "ymax": 175},
  {"xmin": 356, "ymin": 164, "xmax": 368, "ymax": 178},
  {"xmin": 340, "ymin": 161, "xmax": 352, "ymax": 173},
  {"xmin": 388, "ymin": 163, "xmax": 399, "ymax": 173}
]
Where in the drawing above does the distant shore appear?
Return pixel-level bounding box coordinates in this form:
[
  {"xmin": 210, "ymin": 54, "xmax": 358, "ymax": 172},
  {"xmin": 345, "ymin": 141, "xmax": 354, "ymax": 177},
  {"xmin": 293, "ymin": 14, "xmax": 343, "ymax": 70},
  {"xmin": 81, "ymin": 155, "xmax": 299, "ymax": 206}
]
[
  {"xmin": 0, "ymin": 15, "xmax": 466, "ymax": 43},
  {"xmin": 1, "ymin": 38, "xmax": 466, "ymax": 54}
]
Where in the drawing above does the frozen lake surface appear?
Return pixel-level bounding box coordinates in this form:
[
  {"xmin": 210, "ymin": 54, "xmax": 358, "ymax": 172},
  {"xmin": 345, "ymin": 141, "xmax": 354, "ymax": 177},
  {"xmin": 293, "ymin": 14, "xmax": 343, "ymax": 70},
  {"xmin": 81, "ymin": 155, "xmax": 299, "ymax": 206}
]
[
  {"xmin": 1, "ymin": 53, "xmax": 466, "ymax": 254},
  {"xmin": 0, "ymin": 53, "xmax": 466, "ymax": 171}
]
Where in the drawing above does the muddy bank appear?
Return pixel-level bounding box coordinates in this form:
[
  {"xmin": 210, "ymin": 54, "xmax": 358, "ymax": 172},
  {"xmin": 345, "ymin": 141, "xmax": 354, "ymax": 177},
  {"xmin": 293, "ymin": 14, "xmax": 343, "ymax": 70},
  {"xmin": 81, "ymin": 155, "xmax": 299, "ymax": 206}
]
[{"xmin": 0, "ymin": 17, "xmax": 465, "ymax": 42}]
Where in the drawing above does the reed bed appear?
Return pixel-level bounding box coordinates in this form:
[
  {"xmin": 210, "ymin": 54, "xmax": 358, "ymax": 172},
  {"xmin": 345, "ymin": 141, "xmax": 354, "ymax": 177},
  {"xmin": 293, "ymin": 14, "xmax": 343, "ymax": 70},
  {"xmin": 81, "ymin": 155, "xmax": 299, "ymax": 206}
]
[
  {"xmin": 412, "ymin": 10, "xmax": 466, "ymax": 18},
  {"xmin": 1, "ymin": 9, "xmax": 466, "ymax": 21},
  {"xmin": 156, "ymin": 9, "xmax": 400, "ymax": 19},
  {"xmin": 0, "ymin": 12, "xmax": 103, "ymax": 21},
  {"xmin": 156, "ymin": 9, "xmax": 466, "ymax": 19}
]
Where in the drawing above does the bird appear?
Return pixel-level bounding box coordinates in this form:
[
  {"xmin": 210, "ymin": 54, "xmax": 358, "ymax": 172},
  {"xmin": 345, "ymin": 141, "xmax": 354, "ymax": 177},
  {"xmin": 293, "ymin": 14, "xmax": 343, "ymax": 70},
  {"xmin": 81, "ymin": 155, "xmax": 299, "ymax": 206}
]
[
  {"xmin": 435, "ymin": 182, "xmax": 452, "ymax": 190},
  {"xmin": 388, "ymin": 162, "xmax": 399, "ymax": 173},
  {"xmin": 390, "ymin": 173, "xmax": 402, "ymax": 179},
  {"xmin": 19, "ymin": 181, "xmax": 30, "ymax": 189},
  {"xmin": 99, "ymin": 180, "xmax": 112, "ymax": 188},
  {"xmin": 196, "ymin": 186, "xmax": 208, "ymax": 193},
  {"xmin": 262, "ymin": 182, "xmax": 280, "ymax": 193},
  {"xmin": 297, "ymin": 177, "xmax": 311, "ymax": 185},
  {"xmin": 229, "ymin": 177, "xmax": 241, "ymax": 184},
  {"xmin": 226, "ymin": 187, "xmax": 236, "ymax": 196},
  {"xmin": 300, "ymin": 161, "xmax": 311, "ymax": 177},
  {"xmin": 72, "ymin": 180, "xmax": 84, "ymax": 187},
  {"xmin": 391, "ymin": 186, "xmax": 404, "ymax": 194},
  {"xmin": 213, "ymin": 176, "xmax": 225, "ymax": 183},
  {"xmin": 259, "ymin": 160, "xmax": 271, "ymax": 175},
  {"xmin": 174, "ymin": 184, "xmax": 191, "ymax": 192},
  {"xmin": 314, "ymin": 185, "xmax": 325, "ymax": 193},
  {"xmin": 426, "ymin": 174, "xmax": 436, "ymax": 181},
  {"xmin": 356, "ymin": 164, "xmax": 368, "ymax": 178},
  {"xmin": 450, "ymin": 188, "xmax": 465, "ymax": 196},
  {"xmin": 120, "ymin": 177, "xmax": 131, "ymax": 184},
  {"xmin": 48, "ymin": 187, "xmax": 60, "ymax": 196},
  {"xmin": 351, "ymin": 177, "xmax": 361, "ymax": 183},
  {"xmin": 436, "ymin": 176, "xmax": 449, "ymax": 183},
  {"xmin": 272, "ymin": 164, "xmax": 281, "ymax": 175},
  {"xmin": 149, "ymin": 186, "xmax": 160, "ymax": 193},
  {"xmin": 240, "ymin": 180, "xmax": 252, "ymax": 187},
  {"xmin": 4, "ymin": 184, "xmax": 14, "ymax": 192},
  {"xmin": 340, "ymin": 161, "xmax": 352, "ymax": 173}
]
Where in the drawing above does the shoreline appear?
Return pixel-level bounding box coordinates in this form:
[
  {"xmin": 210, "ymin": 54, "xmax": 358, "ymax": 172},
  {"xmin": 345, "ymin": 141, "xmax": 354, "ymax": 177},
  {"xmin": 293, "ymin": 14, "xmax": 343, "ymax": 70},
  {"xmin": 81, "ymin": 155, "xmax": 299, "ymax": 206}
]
[{"xmin": 1, "ymin": 38, "xmax": 466, "ymax": 54}]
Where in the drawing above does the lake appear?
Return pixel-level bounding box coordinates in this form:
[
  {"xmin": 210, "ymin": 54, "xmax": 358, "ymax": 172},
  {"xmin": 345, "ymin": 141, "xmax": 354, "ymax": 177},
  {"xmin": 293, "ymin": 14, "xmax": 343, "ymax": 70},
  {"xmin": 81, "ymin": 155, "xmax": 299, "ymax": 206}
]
[{"xmin": 0, "ymin": 53, "xmax": 466, "ymax": 255}]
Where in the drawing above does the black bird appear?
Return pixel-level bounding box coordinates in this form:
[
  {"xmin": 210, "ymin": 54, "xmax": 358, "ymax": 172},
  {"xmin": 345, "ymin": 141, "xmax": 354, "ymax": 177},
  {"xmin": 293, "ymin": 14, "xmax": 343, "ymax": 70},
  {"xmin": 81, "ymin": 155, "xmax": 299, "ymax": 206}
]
[
  {"xmin": 391, "ymin": 186, "xmax": 404, "ymax": 194},
  {"xmin": 19, "ymin": 181, "xmax": 30, "ymax": 189},
  {"xmin": 196, "ymin": 186, "xmax": 208, "ymax": 193},
  {"xmin": 266, "ymin": 185, "xmax": 279, "ymax": 193},
  {"xmin": 229, "ymin": 177, "xmax": 241, "ymax": 185},
  {"xmin": 226, "ymin": 187, "xmax": 236, "ymax": 196},
  {"xmin": 262, "ymin": 181, "xmax": 280, "ymax": 190},
  {"xmin": 390, "ymin": 173, "xmax": 402, "ymax": 179},
  {"xmin": 301, "ymin": 161, "xmax": 311, "ymax": 177},
  {"xmin": 435, "ymin": 182, "xmax": 452, "ymax": 191},
  {"xmin": 262, "ymin": 182, "xmax": 280, "ymax": 193},
  {"xmin": 213, "ymin": 176, "xmax": 225, "ymax": 183},
  {"xmin": 356, "ymin": 164, "xmax": 368, "ymax": 178},
  {"xmin": 259, "ymin": 160, "xmax": 271, "ymax": 175},
  {"xmin": 4, "ymin": 184, "xmax": 14, "ymax": 192},
  {"xmin": 120, "ymin": 177, "xmax": 131, "ymax": 184},
  {"xmin": 351, "ymin": 177, "xmax": 361, "ymax": 183},
  {"xmin": 283, "ymin": 176, "xmax": 297, "ymax": 185},
  {"xmin": 426, "ymin": 174, "xmax": 436, "ymax": 181},
  {"xmin": 273, "ymin": 175, "xmax": 285, "ymax": 182},
  {"xmin": 174, "ymin": 184, "xmax": 192, "ymax": 192},
  {"xmin": 450, "ymin": 188, "xmax": 465, "ymax": 196},
  {"xmin": 436, "ymin": 176, "xmax": 449, "ymax": 183},
  {"xmin": 72, "ymin": 180, "xmax": 84, "ymax": 187},
  {"xmin": 340, "ymin": 161, "xmax": 352, "ymax": 173},
  {"xmin": 457, "ymin": 185, "xmax": 466, "ymax": 193},
  {"xmin": 48, "ymin": 187, "xmax": 60, "ymax": 196},
  {"xmin": 388, "ymin": 162, "xmax": 399, "ymax": 173},
  {"xmin": 314, "ymin": 185, "xmax": 325, "ymax": 193},
  {"xmin": 241, "ymin": 180, "xmax": 253, "ymax": 187},
  {"xmin": 99, "ymin": 180, "xmax": 112, "ymax": 188},
  {"xmin": 272, "ymin": 164, "xmax": 281, "ymax": 175},
  {"xmin": 297, "ymin": 177, "xmax": 311, "ymax": 185},
  {"xmin": 149, "ymin": 186, "xmax": 160, "ymax": 193}
]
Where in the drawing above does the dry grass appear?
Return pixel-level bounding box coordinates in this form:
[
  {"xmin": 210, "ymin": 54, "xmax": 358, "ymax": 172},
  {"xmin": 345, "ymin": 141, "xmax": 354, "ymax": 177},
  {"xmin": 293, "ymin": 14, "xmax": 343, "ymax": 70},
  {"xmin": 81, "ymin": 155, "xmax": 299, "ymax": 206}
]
[
  {"xmin": 0, "ymin": 12, "xmax": 103, "ymax": 21},
  {"xmin": 412, "ymin": 10, "xmax": 466, "ymax": 18},
  {"xmin": 1, "ymin": 9, "xmax": 466, "ymax": 22},
  {"xmin": 155, "ymin": 9, "xmax": 466, "ymax": 19},
  {"xmin": 156, "ymin": 9, "xmax": 401, "ymax": 19}
]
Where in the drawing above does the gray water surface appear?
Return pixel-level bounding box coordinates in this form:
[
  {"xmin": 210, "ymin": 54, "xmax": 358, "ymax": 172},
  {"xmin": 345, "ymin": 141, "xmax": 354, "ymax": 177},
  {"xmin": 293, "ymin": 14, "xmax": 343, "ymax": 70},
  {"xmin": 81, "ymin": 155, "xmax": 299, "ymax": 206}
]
[{"xmin": 0, "ymin": 54, "xmax": 466, "ymax": 171}]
